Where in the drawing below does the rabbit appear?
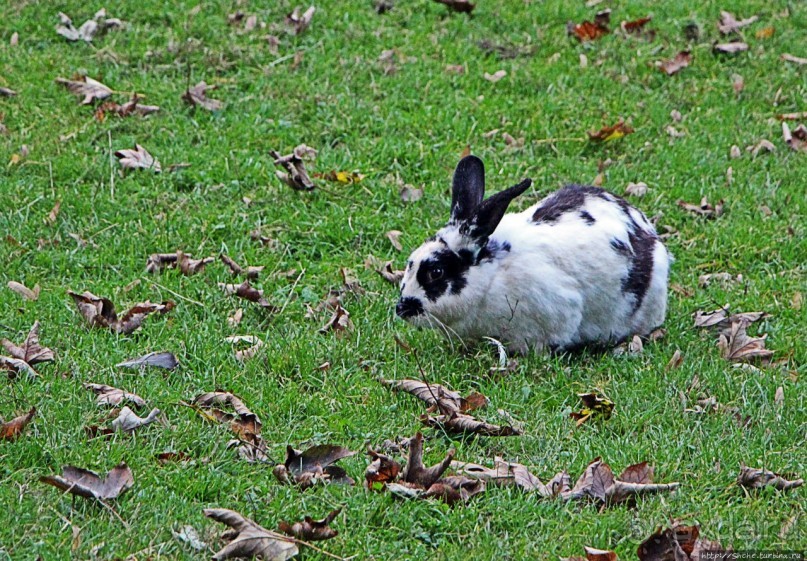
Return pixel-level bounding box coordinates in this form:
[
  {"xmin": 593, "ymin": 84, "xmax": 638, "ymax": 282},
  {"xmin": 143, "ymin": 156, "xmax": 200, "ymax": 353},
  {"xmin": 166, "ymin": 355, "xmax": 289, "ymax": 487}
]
[{"xmin": 396, "ymin": 155, "xmax": 671, "ymax": 354}]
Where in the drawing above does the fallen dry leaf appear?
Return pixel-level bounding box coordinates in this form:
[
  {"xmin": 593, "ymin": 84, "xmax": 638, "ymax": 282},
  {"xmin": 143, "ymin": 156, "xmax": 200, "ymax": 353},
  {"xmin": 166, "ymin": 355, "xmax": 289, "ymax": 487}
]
[
  {"xmin": 718, "ymin": 11, "xmax": 759, "ymax": 35},
  {"xmin": 570, "ymin": 392, "xmax": 614, "ymax": 426},
  {"xmin": 698, "ymin": 272, "xmax": 737, "ymax": 287},
  {"xmin": 747, "ymin": 139, "xmax": 776, "ymax": 157},
  {"xmin": 204, "ymin": 508, "xmax": 298, "ymax": 561},
  {"xmin": 194, "ymin": 391, "xmax": 266, "ymax": 462},
  {"xmin": 738, "ymin": 465, "xmax": 803, "ymax": 491},
  {"xmin": 423, "ymin": 475, "xmax": 486, "ymax": 506},
  {"xmin": 658, "ymin": 51, "xmax": 692, "ymax": 75},
  {"xmin": 588, "ymin": 120, "xmax": 634, "ymax": 142},
  {"xmin": 55, "ymin": 76, "xmax": 113, "ymax": 105},
  {"xmin": 218, "ymin": 280, "xmax": 276, "ymax": 310},
  {"xmin": 96, "ymin": 95, "xmax": 160, "ymax": 120},
  {"xmin": 56, "ymin": 9, "xmax": 123, "ymax": 42},
  {"xmin": 402, "ymin": 432, "xmax": 455, "ymax": 488},
  {"xmin": 220, "ymin": 254, "xmax": 263, "ymax": 279},
  {"xmin": 567, "ymin": 10, "xmax": 611, "ymax": 41},
  {"xmin": 41, "ymin": 462, "xmax": 134, "ymax": 500},
  {"xmin": 365, "ymin": 446, "xmax": 402, "ymax": 489},
  {"xmin": 422, "ymin": 411, "xmax": 522, "ymax": 436},
  {"xmin": 111, "ymin": 406, "xmax": 161, "ymax": 433},
  {"xmin": 1, "ymin": 407, "xmax": 36, "ymax": 441},
  {"xmin": 433, "ymin": 0, "xmax": 475, "ymax": 14},
  {"xmin": 116, "ymin": 351, "xmax": 178, "ymax": 370},
  {"xmin": 271, "ymin": 145, "xmax": 317, "ymax": 191},
  {"xmin": 379, "ymin": 378, "xmax": 487, "ymax": 414},
  {"xmin": 68, "ymin": 290, "xmax": 174, "ymax": 334},
  {"xmin": 782, "ymin": 122, "xmax": 807, "ymax": 153},
  {"xmin": 692, "ymin": 308, "xmax": 767, "ymax": 330},
  {"xmin": 2, "ymin": 322, "xmax": 55, "ymax": 366},
  {"xmin": 319, "ymin": 304, "xmax": 352, "ymax": 334},
  {"xmin": 177, "ymin": 251, "xmax": 214, "ymax": 275},
  {"xmin": 677, "ymin": 197, "xmax": 723, "ymax": 218},
  {"xmin": 453, "ymin": 458, "xmax": 570, "ymax": 497},
  {"xmin": 7, "ymin": 281, "xmax": 40, "ymax": 301},
  {"xmin": 483, "ymin": 70, "xmax": 507, "ymax": 83},
  {"xmin": 84, "ymin": 383, "xmax": 146, "ymax": 408},
  {"xmin": 666, "ymin": 349, "xmax": 684, "ymax": 370},
  {"xmin": 0, "ymin": 87, "xmax": 16, "ymax": 97},
  {"xmin": 562, "ymin": 458, "xmax": 679, "ymax": 505},
  {"xmin": 625, "ymin": 182, "xmax": 648, "ymax": 197},
  {"xmin": 182, "ymin": 81, "xmax": 223, "ymax": 111},
  {"xmin": 274, "ymin": 444, "xmax": 356, "ymax": 489},
  {"xmin": 713, "ymin": 42, "xmax": 749, "ymax": 54},
  {"xmin": 781, "ymin": 53, "xmax": 807, "ymax": 65},
  {"xmin": 400, "ymin": 184, "xmax": 423, "ymax": 202},
  {"xmin": 225, "ymin": 335, "xmax": 264, "ymax": 361},
  {"xmin": 637, "ymin": 523, "xmax": 725, "ymax": 561},
  {"xmin": 718, "ymin": 321, "xmax": 773, "ymax": 362},
  {"xmin": 385, "ymin": 230, "xmax": 403, "ymax": 251},
  {"xmin": 755, "ymin": 26, "xmax": 775, "ymax": 39},
  {"xmin": 621, "ymin": 16, "xmax": 652, "ymax": 36},
  {"xmin": 278, "ymin": 508, "xmax": 341, "ymax": 542},
  {"xmin": 286, "ymin": 6, "xmax": 315, "ymax": 35},
  {"xmin": 115, "ymin": 144, "xmax": 162, "ymax": 172},
  {"xmin": 0, "ymin": 356, "xmax": 39, "ymax": 379}
]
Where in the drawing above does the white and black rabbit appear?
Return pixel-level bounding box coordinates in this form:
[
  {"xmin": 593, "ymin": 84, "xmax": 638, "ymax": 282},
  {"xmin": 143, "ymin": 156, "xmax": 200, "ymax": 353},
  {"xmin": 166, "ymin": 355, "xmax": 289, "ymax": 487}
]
[{"xmin": 396, "ymin": 155, "xmax": 671, "ymax": 354}]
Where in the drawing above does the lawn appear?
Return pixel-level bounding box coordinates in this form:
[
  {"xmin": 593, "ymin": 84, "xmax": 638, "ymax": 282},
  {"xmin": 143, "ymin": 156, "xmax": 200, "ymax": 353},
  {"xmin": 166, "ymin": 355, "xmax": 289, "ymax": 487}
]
[{"xmin": 0, "ymin": 0, "xmax": 805, "ymax": 559}]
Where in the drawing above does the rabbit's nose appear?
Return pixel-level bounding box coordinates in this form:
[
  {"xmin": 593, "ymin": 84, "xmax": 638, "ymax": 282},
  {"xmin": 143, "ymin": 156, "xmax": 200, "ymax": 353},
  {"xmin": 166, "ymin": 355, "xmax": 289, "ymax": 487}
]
[{"xmin": 396, "ymin": 297, "xmax": 423, "ymax": 319}]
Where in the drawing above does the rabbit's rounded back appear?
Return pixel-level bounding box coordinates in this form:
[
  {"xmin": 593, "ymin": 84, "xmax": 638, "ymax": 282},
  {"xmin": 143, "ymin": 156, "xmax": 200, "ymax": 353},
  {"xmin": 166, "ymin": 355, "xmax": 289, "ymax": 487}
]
[{"xmin": 396, "ymin": 155, "xmax": 670, "ymax": 354}]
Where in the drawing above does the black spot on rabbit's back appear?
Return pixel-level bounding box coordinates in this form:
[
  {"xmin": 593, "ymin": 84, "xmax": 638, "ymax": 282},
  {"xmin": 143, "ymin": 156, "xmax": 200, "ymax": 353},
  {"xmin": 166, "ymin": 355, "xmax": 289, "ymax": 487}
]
[
  {"xmin": 532, "ymin": 184, "xmax": 606, "ymax": 224},
  {"xmin": 579, "ymin": 211, "xmax": 596, "ymax": 225},
  {"xmin": 416, "ymin": 249, "xmax": 473, "ymax": 301},
  {"xmin": 623, "ymin": 229, "xmax": 657, "ymax": 312}
]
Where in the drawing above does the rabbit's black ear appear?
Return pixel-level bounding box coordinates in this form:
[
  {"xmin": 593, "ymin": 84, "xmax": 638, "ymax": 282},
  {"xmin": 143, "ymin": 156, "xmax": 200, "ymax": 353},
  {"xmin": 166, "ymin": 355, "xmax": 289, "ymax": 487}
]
[
  {"xmin": 467, "ymin": 178, "xmax": 532, "ymax": 242},
  {"xmin": 451, "ymin": 155, "xmax": 485, "ymax": 223}
]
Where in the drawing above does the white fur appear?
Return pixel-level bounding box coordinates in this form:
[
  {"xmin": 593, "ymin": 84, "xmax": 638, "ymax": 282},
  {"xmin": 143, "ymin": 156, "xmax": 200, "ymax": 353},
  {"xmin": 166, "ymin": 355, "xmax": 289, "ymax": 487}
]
[{"xmin": 399, "ymin": 191, "xmax": 670, "ymax": 354}]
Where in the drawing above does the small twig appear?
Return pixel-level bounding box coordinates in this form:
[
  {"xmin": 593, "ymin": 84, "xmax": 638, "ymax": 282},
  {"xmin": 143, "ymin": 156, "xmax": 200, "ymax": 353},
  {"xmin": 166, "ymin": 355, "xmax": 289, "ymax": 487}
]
[{"xmin": 98, "ymin": 498, "xmax": 130, "ymax": 529}]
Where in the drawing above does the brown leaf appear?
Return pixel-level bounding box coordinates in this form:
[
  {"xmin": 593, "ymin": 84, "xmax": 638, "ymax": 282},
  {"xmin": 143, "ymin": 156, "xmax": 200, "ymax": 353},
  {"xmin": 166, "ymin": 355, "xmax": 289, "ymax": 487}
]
[
  {"xmin": 433, "ymin": 0, "xmax": 475, "ymax": 14},
  {"xmin": 84, "ymin": 383, "xmax": 146, "ymax": 408},
  {"xmin": 218, "ymin": 280, "xmax": 276, "ymax": 310},
  {"xmin": 380, "ymin": 378, "xmax": 462, "ymax": 413},
  {"xmin": 114, "ymin": 144, "xmax": 162, "ymax": 172},
  {"xmin": 658, "ymin": 51, "xmax": 692, "ymax": 75},
  {"xmin": 692, "ymin": 307, "xmax": 767, "ymax": 330},
  {"xmin": 377, "ymin": 261, "xmax": 404, "ymax": 284},
  {"xmin": 271, "ymin": 145, "xmax": 317, "ymax": 191},
  {"xmin": 204, "ymin": 508, "xmax": 298, "ymax": 561},
  {"xmin": 567, "ymin": 10, "xmax": 611, "ymax": 41},
  {"xmin": 624, "ymin": 182, "xmax": 648, "ymax": 197},
  {"xmin": 738, "ymin": 466, "xmax": 803, "ymax": 491},
  {"xmin": 278, "ymin": 508, "xmax": 340, "ymax": 541},
  {"xmin": 713, "ymin": 42, "xmax": 749, "ymax": 54},
  {"xmin": 718, "ymin": 11, "xmax": 759, "ymax": 35},
  {"xmin": 145, "ymin": 252, "xmax": 177, "ymax": 273},
  {"xmin": 562, "ymin": 459, "xmax": 679, "ymax": 505},
  {"xmin": 275, "ymin": 444, "xmax": 356, "ymax": 488},
  {"xmin": 365, "ymin": 446, "xmax": 401, "ymax": 489},
  {"xmin": 174, "ymin": 251, "xmax": 212, "ymax": 275},
  {"xmin": 423, "ymin": 475, "xmax": 485, "ymax": 505},
  {"xmin": 422, "ymin": 411, "xmax": 522, "ymax": 436},
  {"xmin": 621, "ymin": 16, "xmax": 652, "ymax": 34},
  {"xmin": 717, "ymin": 321, "xmax": 773, "ymax": 362},
  {"xmin": 666, "ymin": 349, "xmax": 684, "ymax": 370},
  {"xmin": 45, "ymin": 200, "xmax": 61, "ymax": 225},
  {"xmin": 182, "ymin": 81, "xmax": 223, "ymax": 111},
  {"xmin": 55, "ymin": 76, "xmax": 113, "ymax": 104},
  {"xmin": 637, "ymin": 523, "xmax": 725, "ymax": 561},
  {"xmin": 402, "ymin": 432, "xmax": 455, "ymax": 488},
  {"xmin": 56, "ymin": 9, "xmax": 123, "ymax": 42},
  {"xmin": 68, "ymin": 290, "xmax": 174, "ymax": 334},
  {"xmin": 40, "ymin": 462, "xmax": 134, "ymax": 500},
  {"xmin": 286, "ymin": 6, "xmax": 315, "ymax": 35},
  {"xmin": 7, "ymin": 281, "xmax": 40, "ymax": 301},
  {"xmin": 385, "ymin": 230, "xmax": 403, "ymax": 251},
  {"xmin": 782, "ymin": 122, "xmax": 807, "ymax": 153},
  {"xmin": 2, "ymin": 322, "xmax": 55, "ymax": 365},
  {"xmin": 220, "ymin": 254, "xmax": 263, "ymax": 279},
  {"xmin": 747, "ymin": 139, "xmax": 776, "ymax": 157},
  {"xmin": 588, "ymin": 120, "xmax": 634, "ymax": 142},
  {"xmin": 1, "ymin": 407, "xmax": 36, "ymax": 441},
  {"xmin": 319, "ymin": 304, "xmax": 352, "ymax": 334},
  {"xmin": 453, "ymin": 458, "xmax": 569, "ymax": 497},
  {"xmin": 0, "ymin": 356, "xmax": 39, "ymax": 379},
  {"xmin": 677, "ymin": 197, "xmax": 723, "ymax": 218},
  {"xmin": 96, "ymin": 95, "xmax": 160, "ymax": 120}
]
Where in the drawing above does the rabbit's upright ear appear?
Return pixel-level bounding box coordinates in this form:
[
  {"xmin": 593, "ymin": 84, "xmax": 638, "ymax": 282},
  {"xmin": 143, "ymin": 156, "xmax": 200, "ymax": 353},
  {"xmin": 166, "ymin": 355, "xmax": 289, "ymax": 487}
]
[
  {"xmin": 451, "ymin": 155, "xmax": 485, "ymax": 223},
  {"xmin": 467, "ymin": 178, "xmax": 532, "ymax": 242}
]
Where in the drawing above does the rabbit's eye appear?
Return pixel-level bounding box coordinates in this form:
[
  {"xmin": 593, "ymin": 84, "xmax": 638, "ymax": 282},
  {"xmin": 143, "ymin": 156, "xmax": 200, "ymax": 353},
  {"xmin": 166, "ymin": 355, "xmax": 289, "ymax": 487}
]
[{"xmin": 426, "ymin": 267, "xmax": 444, "ymax": 283}]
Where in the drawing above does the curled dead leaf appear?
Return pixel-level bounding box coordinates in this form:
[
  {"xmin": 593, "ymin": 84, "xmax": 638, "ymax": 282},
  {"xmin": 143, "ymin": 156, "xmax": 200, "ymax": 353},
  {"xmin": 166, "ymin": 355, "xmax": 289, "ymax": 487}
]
[
  {"xmin": 1, "ymin": 407, "xmax": 36, "ymax": 441},
  {"xmin": 7, "ymin": 281, "xmax": 41, "ymax": 301},
  {"xmin": 271, "ymin": 145, "xmax": 317, "ymax": 191},
  {"xmin": 55, "ymin": 76, "xmax": 113, "ymax": 105},
  {"xmin": 677, "ymin": 197, "xmax": 723, "ymax": 218},
  {"xmin": 658, "ymin": 51, "xmax": 692, "ymax": 75},
  {"xmin": 278, "ymin": 508, "xmax": 341, "ymax": 542},
  {"xmin": 588, "ymin": 120, "xmax": 634, "ymax": 142},
  {"xmin": 115, "ymin": 144, "xmax": 162, "ymax": 172},
  {"xmin": 738, "ymin": 465, "xmax": 803, "ymax": 491},
  {"xmin": 567, "ymin": 10, "xmax": 611, "ymax": 41},
  {"xmin": 2, "ymin": 322, "xmax": 55, "ymax": 366},
  {"xmin": 84, "ymin": 383, "xmax": 146, "ymax": 408},
  {"xmin": 204, "ymin": 508, "xmax": 298, "ymax": 561},
  {"xmin": 182, "ymin": 81, "xmax": 223, "ymax": 111},
  {"xmin": 40, "ymin": 462, "xmax": 134, "ymax": 500},
  {"xmin": 68, "ymin": 290, "xmax": 174, "ymax": 334}
]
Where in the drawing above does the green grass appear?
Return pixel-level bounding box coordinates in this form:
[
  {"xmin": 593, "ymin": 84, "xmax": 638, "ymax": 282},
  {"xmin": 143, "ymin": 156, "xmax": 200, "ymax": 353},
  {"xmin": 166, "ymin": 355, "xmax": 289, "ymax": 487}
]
[{"xmin": 1, "ymin": 0, "xmax": 805, "ymax": 558}]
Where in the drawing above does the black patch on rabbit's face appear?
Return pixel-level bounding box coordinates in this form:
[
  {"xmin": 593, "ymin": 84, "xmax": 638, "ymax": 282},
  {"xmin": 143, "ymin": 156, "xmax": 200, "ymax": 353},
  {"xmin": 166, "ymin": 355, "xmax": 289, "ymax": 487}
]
[
  {"xmin": 416, "ymin": 249, "xmax": 473, "ymax": 301},
  {"xmin": 476, "ymin": 239, "xmax": 511, "ymax": 263}
]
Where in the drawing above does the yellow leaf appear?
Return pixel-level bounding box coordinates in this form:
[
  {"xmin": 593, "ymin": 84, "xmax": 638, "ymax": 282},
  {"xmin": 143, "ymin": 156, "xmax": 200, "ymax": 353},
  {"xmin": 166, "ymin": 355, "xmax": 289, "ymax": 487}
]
[
  {"xmin": 755, "ymin": 27, "xmax": 775, "ymax": 39},
  {"xmin": 8, "ymin": 153, "xmax": 20, "ymax": 166}
]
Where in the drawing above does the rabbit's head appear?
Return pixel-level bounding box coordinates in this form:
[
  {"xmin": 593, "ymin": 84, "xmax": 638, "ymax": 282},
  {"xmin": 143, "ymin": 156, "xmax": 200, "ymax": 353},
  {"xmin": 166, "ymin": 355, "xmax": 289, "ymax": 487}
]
[{"xmin": 396, "ymin": 155, "xmax": 531, "ymax": 325}]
